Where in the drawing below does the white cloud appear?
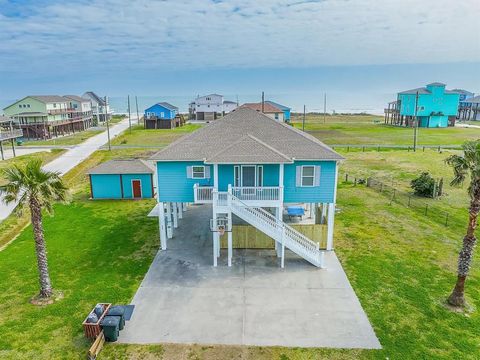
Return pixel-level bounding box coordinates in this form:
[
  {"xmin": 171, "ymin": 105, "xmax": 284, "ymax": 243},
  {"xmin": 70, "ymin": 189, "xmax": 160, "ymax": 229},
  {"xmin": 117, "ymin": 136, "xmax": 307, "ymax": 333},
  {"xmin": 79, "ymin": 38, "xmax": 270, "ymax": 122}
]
[{"xmin": 0, "ymin": 0, "xmax": 479, "ymax": 74}]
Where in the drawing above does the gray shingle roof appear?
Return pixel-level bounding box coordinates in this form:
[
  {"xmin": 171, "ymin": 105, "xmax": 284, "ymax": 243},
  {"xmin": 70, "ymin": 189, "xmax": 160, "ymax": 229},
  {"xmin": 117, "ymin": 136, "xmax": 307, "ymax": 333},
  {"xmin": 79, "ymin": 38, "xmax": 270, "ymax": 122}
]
[
  {"xmin": 427, "ymin": 82, "xmax": 446, "ymax": 87},
  {"xmin": 87, "ymin": 159, "xmax": 154, "ymax": 175},
  {"xmin": 30, "ymin": 95, "xmax": 68, "ymax": 103},
  {"xmin": 64, "ymin": 95, "xmax": 90, "ymax": 103},
  {"xmin": 157, "ymin": 102, "xmax": 178, "ymax": 111},
  {"xmin": 83, "ymin": 91, "xmax": 106, "ymax": 105},
  {"xmin": 398, "ymin": 87, "xmax": 431, "ymax": 95},
  {"xmin": 150, "ymin": 107, "xmax": 343, "ymax": 162}
]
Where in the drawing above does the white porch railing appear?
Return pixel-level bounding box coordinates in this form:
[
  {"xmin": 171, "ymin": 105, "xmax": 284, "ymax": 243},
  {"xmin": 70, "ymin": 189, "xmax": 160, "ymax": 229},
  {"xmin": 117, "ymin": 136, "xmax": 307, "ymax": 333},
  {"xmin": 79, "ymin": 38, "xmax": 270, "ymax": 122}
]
[
  {"xmin": 193, "ymin": 184, "xmax": 213, "ymax": 203},
  {"xmin": 194, "ymin": 184, "xmax": 282, "ymax": 204},
  {"xmin": 231, "ymin": 186, "xmax": 281, "ymax": 202}
]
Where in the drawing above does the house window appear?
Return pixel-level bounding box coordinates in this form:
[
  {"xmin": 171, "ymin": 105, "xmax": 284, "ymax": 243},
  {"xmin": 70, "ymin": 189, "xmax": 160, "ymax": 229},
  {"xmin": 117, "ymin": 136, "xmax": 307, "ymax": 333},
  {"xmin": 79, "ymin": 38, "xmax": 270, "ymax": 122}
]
[
  {"xmin": 301, "ymin": 166, "xmax": 315, "ymax": 187},
  {"xmin": 27, "ymin": 104, "xmax": 30, "ymax": 108},
  {"xmin": 160, "ymin": 112, "xmax": 165, "ymax": 118},
  {"xmin": 234, "ymin": 166, "xmax": 240, "ymax": 187},
  {"xmin": 192, "ymin": 166, "xmax": 206, "ymax": 179},
  {"xmin": 275, "ymin": 113, "xmax": 279, "ymax": 120},
  {"xmin": 53, "ymin": 103, "xmax": 57, "ymax": 108}
]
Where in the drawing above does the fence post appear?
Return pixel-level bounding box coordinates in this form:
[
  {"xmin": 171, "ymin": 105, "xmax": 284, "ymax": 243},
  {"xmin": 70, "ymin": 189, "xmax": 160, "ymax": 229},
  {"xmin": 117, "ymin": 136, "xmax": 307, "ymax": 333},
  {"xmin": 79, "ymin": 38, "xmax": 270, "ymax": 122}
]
[
  {"xmin": 362, "ymin": 146, "xmax": 365, "ymax": 152},
  {"xmin": 380, "ymin": 183, "xmax": 383, "ymax": 192},
  {"xmin": 423, "ymin": 146, "xmax": 425, "ymax": 152},
  {"xmin": 377, "ymin": 145, "xmax": 380, "ymax": 152},
  {"xmin": 347, "ymin": 146, "xmax": 349, "ymax": 152},
  {"xmin": 425, "ymin": 204, "xmax": 428, "ymax": 216},
  {"xmin": 438, "ymin": 146, "xmax": 441, "ymax": 152},
  {"xmin": 345, "ymin": 173, "xmax": 348, "ymax": 183},
  {"xmin": 408, "ymin": 146, "xmax": 410, "ymax": 152}
]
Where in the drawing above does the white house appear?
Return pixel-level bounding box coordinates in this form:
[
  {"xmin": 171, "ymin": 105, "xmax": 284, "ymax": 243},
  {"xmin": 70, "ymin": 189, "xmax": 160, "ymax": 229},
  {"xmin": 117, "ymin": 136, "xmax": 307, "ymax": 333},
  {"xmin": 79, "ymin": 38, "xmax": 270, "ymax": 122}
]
[
  {"xmin": 82, "ymin": 91, "xmax": 113, "ymax": 122},
  {"xmin": 240, "ymin": 102, "xmax": 285, "ymax": 122},
  {"xmin": 189, "ymin": 94, "xmax": 238, "ymax": 121}
]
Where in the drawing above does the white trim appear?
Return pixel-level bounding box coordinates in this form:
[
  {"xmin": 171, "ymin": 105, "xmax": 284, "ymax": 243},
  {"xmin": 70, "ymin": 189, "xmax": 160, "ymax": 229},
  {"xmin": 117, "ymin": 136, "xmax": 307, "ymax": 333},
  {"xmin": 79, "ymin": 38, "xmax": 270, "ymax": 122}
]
[
  {"xmin": 333, "ymin": 161, "xmax": 339, "ymax": 202},
  {"xmin": 257, "ymin": 165, "xmax": 263, "ymax": 187},
  {"xmin": 234, "ymin": 165, "xmax": 240, "ymax": 187},
  {"xmin": 131, "ymin": 179, "xmax": 143, "ymax": 198}
]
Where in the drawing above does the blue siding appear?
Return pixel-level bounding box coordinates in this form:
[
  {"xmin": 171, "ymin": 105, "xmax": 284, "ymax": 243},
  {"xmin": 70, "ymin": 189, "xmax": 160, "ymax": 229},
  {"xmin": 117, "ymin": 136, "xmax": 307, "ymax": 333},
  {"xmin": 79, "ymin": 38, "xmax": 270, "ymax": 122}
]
[
  {"xmin": 144, "ymin": 104, "xmax": 177, "ymax": 120},
  {"xmin": 284, "ymin": 109, "xmax": 291, "ymax": 121},
  {"xmin": 122, "ymin": 174, "xmax": 153, "ymax": 198},
  {"xmin": 90, "ymin": 174, "xmax": 122, "ymax": 199},
  {"xmin": 157, "ymin": 161, "xmax": 213, "ymax": 202},
  {"xmin": 90, "ymin": 173, "xmax": 153, "ymax": 199},
  {"xmin": 283, "ymin": 161, "xmax": 336, "ymax": 203},
  {"xmin": 398, "ymin": 84, "xmax": 460, "ymax": 128}
]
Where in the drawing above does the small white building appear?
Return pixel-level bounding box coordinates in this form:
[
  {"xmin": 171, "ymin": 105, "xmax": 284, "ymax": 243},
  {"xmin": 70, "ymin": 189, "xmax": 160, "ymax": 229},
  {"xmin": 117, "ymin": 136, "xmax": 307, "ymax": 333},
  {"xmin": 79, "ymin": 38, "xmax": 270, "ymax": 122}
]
[
  {"xmin": 189, "ymin": 94, "xmax": 237, "ymax": 121},
  {"xmin": 241, "ymin": 102, "xmax": 285, "ymax": 122}
]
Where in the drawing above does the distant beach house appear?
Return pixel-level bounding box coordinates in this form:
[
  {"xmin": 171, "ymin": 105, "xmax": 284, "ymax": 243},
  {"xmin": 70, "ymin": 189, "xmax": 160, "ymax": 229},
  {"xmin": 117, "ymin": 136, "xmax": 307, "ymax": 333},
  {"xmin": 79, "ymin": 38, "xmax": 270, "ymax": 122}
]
[
  {"xmin": 87, "ymin": 159, "xmax": 155, "ymax": 200},
  {"xmin": 458, "ymin": 95, "xmax": 480, "ymax": 121},
  {"xmin": 144, "ymin": 102, "xmax": 184, "ymax": 129},
  {"xmin": 384, "ymin": 82, "xmax": 460, "ymax": 128},
  {"xmin": 265, "ymin": 101, "xmax": 291, "ymax": 122},
  {"xmin": 150, "ymin": 107, "xmax": 343, "ymax": 268},
  {"xmin": 82, "ymin": 91, "xmax": 113, "ymax": 122},
  {"xmin": 189, "ymin": 94, "xmax": 237, "ymax": 121},
  {"xmin": 240, "ymin": 102, "xmax": 286, "ymax": 122},
  {"xmin": 3, "ymin": 95, "xmax": 93, "ymax": 139}
]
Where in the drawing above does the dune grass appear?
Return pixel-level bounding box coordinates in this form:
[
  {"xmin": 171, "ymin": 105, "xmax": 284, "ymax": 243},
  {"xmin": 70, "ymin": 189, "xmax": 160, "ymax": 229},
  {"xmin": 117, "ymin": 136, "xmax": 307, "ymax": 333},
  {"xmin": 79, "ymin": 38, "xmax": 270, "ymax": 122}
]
[{"xmin": 111, "ymin": 124, "xmax": 202, "ymax": 147}]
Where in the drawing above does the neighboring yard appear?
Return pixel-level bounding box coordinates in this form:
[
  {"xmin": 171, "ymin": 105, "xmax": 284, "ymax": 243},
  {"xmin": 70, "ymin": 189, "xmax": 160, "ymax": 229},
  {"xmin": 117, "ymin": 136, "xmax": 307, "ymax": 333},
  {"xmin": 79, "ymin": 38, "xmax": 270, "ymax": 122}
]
[
  {"xmin": 22, "ymin": 129, "xmax": 104, "ymax": 146},
  {"xmin": 291, "ymin": 114, "xmax": 480, "ymax": 146},
  {"xmin": 111, "ymin": 124, "xmax": 202, "ymax": 147}
]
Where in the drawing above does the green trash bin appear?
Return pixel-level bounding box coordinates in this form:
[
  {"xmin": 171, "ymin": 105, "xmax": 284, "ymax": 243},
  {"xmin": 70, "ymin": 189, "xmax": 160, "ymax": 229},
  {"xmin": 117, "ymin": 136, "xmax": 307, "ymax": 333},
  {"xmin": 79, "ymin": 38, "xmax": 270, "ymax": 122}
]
[
  {"xmin": 100, "ymin": 316, "xmax": 120, "ymax": 342},
  {"xmin": 106, "ymin": 306, "xmax": 125, "ymax": 330}
]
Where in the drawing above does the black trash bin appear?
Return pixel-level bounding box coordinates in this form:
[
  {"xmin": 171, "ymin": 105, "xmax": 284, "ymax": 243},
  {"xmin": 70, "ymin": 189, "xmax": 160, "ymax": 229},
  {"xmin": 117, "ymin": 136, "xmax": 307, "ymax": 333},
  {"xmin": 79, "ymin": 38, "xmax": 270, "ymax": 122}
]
[
  {"xmin": 100, "ymin": 316, "xmax": 120, "ymax": 342},
  {"xmin": 107, "ymin": 305, "xmax": 126, "ymax": 330}
]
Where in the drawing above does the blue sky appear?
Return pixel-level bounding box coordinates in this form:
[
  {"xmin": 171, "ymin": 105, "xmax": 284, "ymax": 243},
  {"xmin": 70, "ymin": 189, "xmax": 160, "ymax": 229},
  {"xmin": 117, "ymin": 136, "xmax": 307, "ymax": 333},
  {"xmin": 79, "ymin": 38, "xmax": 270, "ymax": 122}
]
[{"xmin": 0, "ymin": 0, "xmax": 479, "ymax": 112}]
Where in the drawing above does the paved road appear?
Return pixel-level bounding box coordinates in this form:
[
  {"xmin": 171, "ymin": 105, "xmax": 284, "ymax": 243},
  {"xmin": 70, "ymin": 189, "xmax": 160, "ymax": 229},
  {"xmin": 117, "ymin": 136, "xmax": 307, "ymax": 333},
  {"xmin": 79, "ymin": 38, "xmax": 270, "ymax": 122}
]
[{"xmin": 0, "ymin": 117, "xmax": 132, "ymax": 221}]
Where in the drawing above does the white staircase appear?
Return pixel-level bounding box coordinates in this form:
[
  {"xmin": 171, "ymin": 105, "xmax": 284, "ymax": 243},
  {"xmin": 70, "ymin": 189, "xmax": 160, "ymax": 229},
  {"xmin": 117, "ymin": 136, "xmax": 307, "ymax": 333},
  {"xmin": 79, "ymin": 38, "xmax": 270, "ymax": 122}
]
[{"xmin": 225, "ymin": 192, "xmax": 325, "ymax": 267}]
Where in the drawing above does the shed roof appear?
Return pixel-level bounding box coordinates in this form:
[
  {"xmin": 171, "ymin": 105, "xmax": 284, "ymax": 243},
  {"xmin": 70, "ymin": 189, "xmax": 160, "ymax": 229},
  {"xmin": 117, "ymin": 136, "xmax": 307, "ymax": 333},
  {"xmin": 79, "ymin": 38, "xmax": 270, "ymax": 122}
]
[
  {"xmin": 87, "ymin": 159, "xmax": 154, "ymax": 175},
  {"xmin": 240, "ymin": 102, "xmax": 283, "ymax": 113},
  {"xmin": 157, "ymin": 102, "xmax": 178, "ymax": 111},
  {"xmin": 150, "ymin": 107, "xmax": 343, "ymax": 162}
]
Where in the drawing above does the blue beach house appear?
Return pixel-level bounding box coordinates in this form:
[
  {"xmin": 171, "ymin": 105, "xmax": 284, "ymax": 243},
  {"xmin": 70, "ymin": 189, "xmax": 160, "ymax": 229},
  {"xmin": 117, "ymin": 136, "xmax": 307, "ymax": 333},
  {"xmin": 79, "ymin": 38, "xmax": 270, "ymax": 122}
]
[
  {"xmin": 150, "ymin": 107, "xmax": 343, "ymax": 268},
  {"xmin": 385, "ymin": 82, "xmax": 460, "ymax": 128},
  {"xmin": 144, "ymin": 102, "xmax": 183, "ymax": 129},
  {"xmin": 88, "ymin": 159, "xmax": 155, "ymax": 199},
  {"xmin": 265, "ymin": 101, "xmax": 291, "ymax": 122}
]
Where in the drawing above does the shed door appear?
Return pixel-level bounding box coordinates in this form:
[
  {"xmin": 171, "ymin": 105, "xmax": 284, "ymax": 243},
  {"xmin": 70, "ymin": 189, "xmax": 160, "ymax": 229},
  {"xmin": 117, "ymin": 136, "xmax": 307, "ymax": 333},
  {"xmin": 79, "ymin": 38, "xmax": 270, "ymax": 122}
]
[{"xmin": 132, "ymin": 180, "xmax": 142, "ymax": 198}]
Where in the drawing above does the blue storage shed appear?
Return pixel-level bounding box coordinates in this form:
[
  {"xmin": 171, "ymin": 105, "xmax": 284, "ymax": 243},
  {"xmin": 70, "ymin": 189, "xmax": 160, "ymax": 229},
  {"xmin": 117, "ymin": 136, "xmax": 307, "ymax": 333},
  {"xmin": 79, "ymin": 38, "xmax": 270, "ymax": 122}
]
[
  {"xmin": 88, "ymin": 159, "xmax": 155, "ymax": 199},
  {"xmin": 144, "ymin": 102, "xmax": 183, "ymax": 129}
]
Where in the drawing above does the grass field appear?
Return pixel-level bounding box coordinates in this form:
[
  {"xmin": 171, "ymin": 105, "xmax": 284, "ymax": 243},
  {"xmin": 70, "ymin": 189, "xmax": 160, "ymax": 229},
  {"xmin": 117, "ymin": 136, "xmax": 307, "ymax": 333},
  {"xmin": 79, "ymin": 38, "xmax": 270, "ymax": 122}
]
[
  {"xmin": 22, "ymin": 129, "xmax": 104, "ymax": 146},
  {"xmin": 111, "ymin": 124, "xmax": 202, "ymax": 146},
  {"xmin": 291, "ymin": 114, "xmax": 480, "ymax": 146}
]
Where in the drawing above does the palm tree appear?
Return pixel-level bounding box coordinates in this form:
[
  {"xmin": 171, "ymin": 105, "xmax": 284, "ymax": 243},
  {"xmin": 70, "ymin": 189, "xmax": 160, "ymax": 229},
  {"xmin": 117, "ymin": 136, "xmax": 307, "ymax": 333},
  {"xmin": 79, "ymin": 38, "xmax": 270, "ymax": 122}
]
[
  {"xmin": 445, "ymin": 140, "xmax": 480, "ymax": 307},
  {"xmin": 0, "ymin": 159, "xmax": 68, "ymax": 299}
]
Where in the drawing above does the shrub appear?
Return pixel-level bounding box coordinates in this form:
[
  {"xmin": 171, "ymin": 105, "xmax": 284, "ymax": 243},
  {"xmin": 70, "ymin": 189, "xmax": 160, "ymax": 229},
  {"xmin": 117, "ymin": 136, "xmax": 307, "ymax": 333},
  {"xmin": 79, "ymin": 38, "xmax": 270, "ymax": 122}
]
[{"xmin": 410, "ymin": 172, "xmax": 436, "ymax": 197}]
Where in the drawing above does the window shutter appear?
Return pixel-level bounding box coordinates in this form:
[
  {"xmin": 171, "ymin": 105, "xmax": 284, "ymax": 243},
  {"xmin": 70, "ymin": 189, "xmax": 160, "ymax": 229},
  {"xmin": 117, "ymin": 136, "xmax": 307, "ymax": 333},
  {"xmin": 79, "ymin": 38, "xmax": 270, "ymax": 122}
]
[
  {"xmin": 205, "ymin": 166, "xmax": 211, "ymax": 179},
  {"xmin": 186, "ymin": 166, "xmax": 193, "ymax": 178},
  {"xmin": 314, "ymin": 166, "xmax": 321, "ymax": 186},
  {"xmin": 296, "ymin": 166, "xmax": 302, "ymax": 187}
]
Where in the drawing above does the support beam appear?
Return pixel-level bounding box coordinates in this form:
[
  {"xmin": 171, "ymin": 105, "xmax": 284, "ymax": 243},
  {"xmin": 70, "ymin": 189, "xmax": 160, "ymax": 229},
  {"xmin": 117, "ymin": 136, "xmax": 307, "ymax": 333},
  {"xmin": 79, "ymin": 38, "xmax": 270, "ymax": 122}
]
[
  {"xmin": 166, "ymin": 202, "xmax": 173, "ymax": 239},
  {"xmin": 275, "ymin": 207, "xmax": 282, "ymax": 258},
  {"xmin": 281, "ymin": 243, "xmax": 285, "ymax": 268},
  {"xmin": 227, "ymin": 211, "xmax": 232, "ymax": 267},
  {"xmin": 158, "ymin": 202, "xmax": 167, "ymax": 250},
  {"xmin": 321, "ymin": 203, "xmax": 328, "ymax": 224},
  {"xmin": 182, "ymin": 203, "xmax": 187, "ymax": 212},
  {"xmin": 0, "ymin": 141, "xmax": 4, "ymax": 160},
  {"xmin": 177, "ymin": 202, "xmax": 183, "ymax": 219},
  {"xmin": 326, "ymin": 203, "xmax": 335, "ymax": 250},
  {"xmin": 172, "ymin": 202, "xmax": 178, "ymax": 228}
]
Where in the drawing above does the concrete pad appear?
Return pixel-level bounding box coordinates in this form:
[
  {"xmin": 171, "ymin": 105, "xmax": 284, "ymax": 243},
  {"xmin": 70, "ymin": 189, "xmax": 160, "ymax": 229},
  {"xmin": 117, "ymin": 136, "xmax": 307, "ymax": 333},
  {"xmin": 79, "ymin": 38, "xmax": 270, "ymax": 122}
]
[{"xmin": 118, "ymin": 204, "xmax": 381, "ymax": 349}]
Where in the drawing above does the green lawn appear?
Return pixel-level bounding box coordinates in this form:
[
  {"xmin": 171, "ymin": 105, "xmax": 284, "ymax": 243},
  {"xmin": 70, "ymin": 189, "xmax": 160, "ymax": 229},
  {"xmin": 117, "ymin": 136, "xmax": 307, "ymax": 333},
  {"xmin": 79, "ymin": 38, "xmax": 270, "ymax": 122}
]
[
  {"xmin": 291, "ymin": 114, "xmax": 480, "ymax": 146},
  {"xmin": 111, "ymin": 123, "xmax": 202, "ymax": 147},
  {"xmin": 22, "ymin": 129, "xmax": 104, "ymax": 146},
  {"xmin": 0, "ymin": 137, "xmax": 479, "ymax": 358}
]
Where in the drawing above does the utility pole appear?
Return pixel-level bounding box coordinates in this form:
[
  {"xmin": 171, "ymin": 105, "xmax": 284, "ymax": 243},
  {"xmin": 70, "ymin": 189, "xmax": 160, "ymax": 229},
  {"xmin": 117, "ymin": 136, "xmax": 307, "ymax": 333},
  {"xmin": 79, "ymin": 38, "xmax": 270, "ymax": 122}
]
[
  {"xmin": 261, "ymin": 91, "xmax": 265, "ymax": 113},
  {"xmin": 105, "ymin": 96, "xmax": 111, "ymax": 151},
  {"xmin": 323, "ymin": 93, "xmax": 327, "ymax": 124},
  {"xmin": 127, "ymin": 95, "xmax": 132, "ymax": 133},
  {"xmin": 135, "ymin": 96, "xmax": 140, "ymax": 125},
  {"xmin": 302, "ymin": 105, "xmax": 306, "ymax": 131},
  {"xmin": 413, "ymin": 91, "xmax": 419, "ymax": 152}
]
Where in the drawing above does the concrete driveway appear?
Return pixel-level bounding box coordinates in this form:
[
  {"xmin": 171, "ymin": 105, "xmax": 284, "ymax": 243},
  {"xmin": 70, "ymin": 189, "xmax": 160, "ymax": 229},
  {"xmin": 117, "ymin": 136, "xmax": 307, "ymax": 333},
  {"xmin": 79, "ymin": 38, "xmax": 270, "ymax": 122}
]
[{"xmin": 119, "ymin": 204, "xmax": 381, "ymax": 349}]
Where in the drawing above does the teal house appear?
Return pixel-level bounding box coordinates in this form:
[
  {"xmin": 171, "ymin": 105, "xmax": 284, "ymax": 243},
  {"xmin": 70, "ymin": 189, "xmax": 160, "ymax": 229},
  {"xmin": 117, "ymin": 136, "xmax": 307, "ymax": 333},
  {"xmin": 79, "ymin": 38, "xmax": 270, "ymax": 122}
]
[
  {"xmin": 88, "ymin": 159, "xmax": 155, "ymax": 199},
  {"xmin": 265, "ymin": 101, "xmax": 291, "ymax": 122},
  {"xmin": 150, "ymin": 107, "xmax": 343, "ymax": 269},
  {"xmin": 385, "ymin": 82, "xmax": 460, "ymax": 128}
]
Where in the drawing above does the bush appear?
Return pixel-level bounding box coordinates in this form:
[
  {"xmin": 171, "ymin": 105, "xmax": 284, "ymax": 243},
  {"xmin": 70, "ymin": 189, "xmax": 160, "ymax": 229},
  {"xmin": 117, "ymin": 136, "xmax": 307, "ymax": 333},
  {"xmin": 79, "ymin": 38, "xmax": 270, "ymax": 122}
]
[{"xmin": 410, "ymin": 172, "xmax": 436, "ymax": 197}]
